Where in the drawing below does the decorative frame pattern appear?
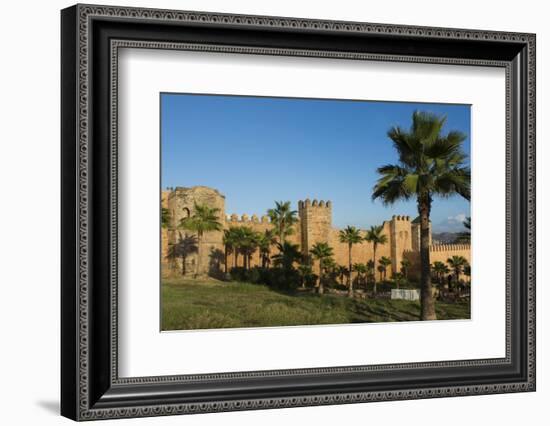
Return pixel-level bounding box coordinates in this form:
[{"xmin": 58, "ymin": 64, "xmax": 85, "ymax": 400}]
[{"xmin": 61, "ymin": 4, "xmax": 536, "ymax": 421}]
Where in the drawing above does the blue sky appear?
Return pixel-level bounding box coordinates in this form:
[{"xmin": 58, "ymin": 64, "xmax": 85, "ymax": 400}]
[{"xmin": 161, "ymin": 93, "xmax": 471, "ymax": 233}]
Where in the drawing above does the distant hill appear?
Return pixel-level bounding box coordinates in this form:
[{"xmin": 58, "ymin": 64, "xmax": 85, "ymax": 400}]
[{"xmin": 432, "ymin": 232, "xmax": 460, "ymax": 244}]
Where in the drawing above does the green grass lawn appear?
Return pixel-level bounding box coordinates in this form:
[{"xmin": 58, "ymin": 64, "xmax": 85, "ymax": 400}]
[{"xmin": 161, "ymin": 277, "xmax": 470, "ymax": 331}]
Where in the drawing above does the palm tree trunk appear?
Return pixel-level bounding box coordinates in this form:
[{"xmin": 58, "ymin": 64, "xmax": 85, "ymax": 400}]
[
  {"xmin": 419, "ymin": 196, "xmax": 436, "ymax": 320},
  {"xmin": 224, "ymin": 246, "xmax": 228, "ymax": 275},
  {"xmin": 318, "ymin": 262, "xmax": 324, "ymax": 294},
  {"xmin": 348, "ymin": 244, "xmax": 353, "ymax": 297},
  {"xmin": 181, "ymin": 255, "xmax": 186, "ymax": 275},
  {"xmin": 372, "ymin": 245, "xmax": 377, "ymax": 294},
  {"xmin": 234, "ymin": 250, "xmax": 238, "ymax": 270},
  {"xmin": 195, "ymin": 234, "xmax": 202, "ymax": 278}
]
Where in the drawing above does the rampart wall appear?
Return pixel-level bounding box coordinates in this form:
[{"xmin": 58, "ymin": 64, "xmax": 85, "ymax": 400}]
[{"xmin": 161, "ymin": 186, "xmax": 470, "ymax": 280}]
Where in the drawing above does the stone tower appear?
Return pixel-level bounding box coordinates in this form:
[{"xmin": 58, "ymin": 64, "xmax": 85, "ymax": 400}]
[
  {"xmin": 389, "ymin": 215, "xmax": 413, "ymax": 274},
  {"xmin": 298, "ymin": 199, "xmax": 332, "ymax": 256},
  {"xmin": 166, "ymin": 186, "xmax": 225, "ymax": 276}
]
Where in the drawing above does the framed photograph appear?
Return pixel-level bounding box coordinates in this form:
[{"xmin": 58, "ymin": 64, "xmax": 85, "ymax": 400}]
[{"xmin": 61, "ymin": 4, "xmax": 536, "ymax": 421}]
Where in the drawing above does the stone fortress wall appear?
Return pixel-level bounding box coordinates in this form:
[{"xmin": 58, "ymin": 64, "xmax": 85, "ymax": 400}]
[{"xmin": 161, "ymin": 186, "xmax": 470, "ymax": 279}]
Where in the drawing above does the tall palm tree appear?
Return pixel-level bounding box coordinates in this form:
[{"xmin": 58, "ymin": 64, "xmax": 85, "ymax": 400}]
[
  {"xmin": 373, "ymin": 111, "xmax": 470, "ymax": 320},
  {"xmin": 431, "ymin": 261, "xmax": 450, "ymax": 288},
  {"xmin": 267, "ymin": 201, "xmax": 298, "ymax": 244},
  {"xmin": 366, "ymin": 260, "xmax": 375, "ymax": 285},
  {"xmin": 447, "ymin": 255, "xmax": 468, "ymax": 287},
  {"xmin": 222, "ymin": 230, "xmax": 233, "ymax": 275},
  {"xmin": 339, "ymin": 226, "xmax": 363, "ymax": 297},
  {"xmin": 229, "ymin": 227, "xmax": 245, "ymax": 268},
  {"xmin": 364, "ymin": 225, "xmax": 388, "ymax": 294},
  {"xmin": 297, "ymin": 263, "xmax": 313, "ymax": 288},
  {"xmin": 178, "ymin": 203, "xmax": 222, "ymax": 277},
  {"xmin": 271, "ymin": 242, "xmax": 302, "ymax": 270},
  {"xmin": 238, "ymin": 227, "xmax": 260, "ymax": 270},
  {"xmin": 258, "ymin": 229, "xmax": 276, "ymax": 268},
  {"xmin": 165, "ymin": 232, "xmax": 198, "ymax": 275},
  {"xmin": 223, "ymin": 227, "xmax": 241, "ymax": 274},
  {"xmin": 378, "ymin": 256, "xmax": 392, "ymax": 281},
  {"xmin": 309, "ymin": 242, "xmax": 334, "ymax": 295}
]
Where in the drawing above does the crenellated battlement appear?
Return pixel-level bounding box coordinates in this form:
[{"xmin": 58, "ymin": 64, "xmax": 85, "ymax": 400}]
[
  {"xmin": 430, "ymin": 243, "xmax": 471, "ymax": 252},
  {"xmin": 404, "ymin": 244, "xmax": 470, "ymax": 254},
  {"xmin": 391, "ymin": 215, "xmax": 411, "ymax": 221},
  {"xmin": 298, "ymin": 199, "xmax": 332, "ymax": 209},
  {"xmin": 227, "ymin": 213, "xmax": 271, "ymax": 224}
]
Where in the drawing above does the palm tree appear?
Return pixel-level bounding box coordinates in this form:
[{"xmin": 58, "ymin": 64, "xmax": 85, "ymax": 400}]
[
  {"xmin": 455, "ymin": 216, "xmax": 471, "ymax": 243},
  {"xmin": 165, "ymin": 232, "xmax": 198, "ymax": 275},
  {"xmin": 297, "ymin": 263, "xmax": 313, "ymax": 288},
  {"xmin": 373, "ymin": 111, "xmax": 470, "ymax": 320},
  {"xmin": 238, "ymin": 227, "xmax": 261, "ymax": 270},
  {"xmin": 352, "ymin": 263, "xmax": 367, "ymax": 288},
  {"xmin": 338, "ymin": 226, "xmax": 363, "ymax": 297},
  {"xmin": 178, "ymin": 203, "xmax": 222, "ymax": 277},
  {"xmin": 258, "ymin": 229, "xmax": 276, "ymax": 268},
  {"xmin": 400, "ymin": 258, "xmax": 411, "ymax": 282},
  {"xmin": 272, "ymin": 242, "xmax": 302, "ymax": 270},
  {"xmin": 267, "ymin": 201, "xmax": 298, "ymax": 244},
  {"xmin": 366, "ymin": 260, "xmax": 375, "ymax": 285},
  {"xmin": 309, "ymin": 242, "xmax": 334, "ymax": 295},
  {"xmin": 393, "ymin": 272, "xmax": 405, "ymax": 288},
  {"xmin": 378, "ymin": 256, "xmax": 392, "ymax": 281},
  {"xmin": 447, "ymin": 255, "xmax": 468, "ymax": 288},
  {"xmin": 222, "ymin": 228, "xmax": 238, "ymax": 275},
  {"xmin": 336, "ymin": 265, "xmax": 348, "ymax": 286},
  {"xmin": 431, "ymin": 261, "xmax": 450, "ymax": 288},
  {"xmin": 377, "ymin": 265, "xmax": 385, "ymax": 284},
  {"xmin": 229, "ymin": 227, "xmax": 246, "ymax": 268},
  {"xmin": 364, "ymin": 225, "xmax": 388, "ymax": 294},
  {"xmin": 322, "ymin": 257, "xmax": 337, "ymax": 277}
]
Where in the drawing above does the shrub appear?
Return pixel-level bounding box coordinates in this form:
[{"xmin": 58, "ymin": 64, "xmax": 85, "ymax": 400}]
[
  {"xmin": 264, "ymin": 268, "xmax": 301, "ymax": 291},
  {"xmin": 228, "ymin": 267, "xmax": 247, "ymax": 282},
  {"xmin": 229, "ymin": 266, "xmax": 302, "ymax": 291},
  {"xmin": 303, "ymin": 273, "xmax": 318, "ymax": 289},
  {"xmin": 246, "ymin": 267, "xmax": 262, "ymax": 284}
]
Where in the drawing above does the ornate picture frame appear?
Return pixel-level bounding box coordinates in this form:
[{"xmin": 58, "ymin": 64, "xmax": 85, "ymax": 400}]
[{"xmin": 61, "ymin": 4, "xmax": 535, "ymax": 421}]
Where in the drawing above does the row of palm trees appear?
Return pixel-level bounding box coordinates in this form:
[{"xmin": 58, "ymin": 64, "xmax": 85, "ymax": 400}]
[
  {"xmin": 431, "ymin": 255, "xmax": 470, "ymax": 289},
  {"xmin": 173, "ymin": 200, "xmax": 301, "ymax": 278},
  {"xmin": 338, "ymin": 225, "xmax": 389, "ymax": 296},
  {"xmin": 222, "ymin": 226, "xmax": 277, "ymax": 272},
  {"xmin": 171, "ymin": 199, "xmax": 399, "ymax": 297}
]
